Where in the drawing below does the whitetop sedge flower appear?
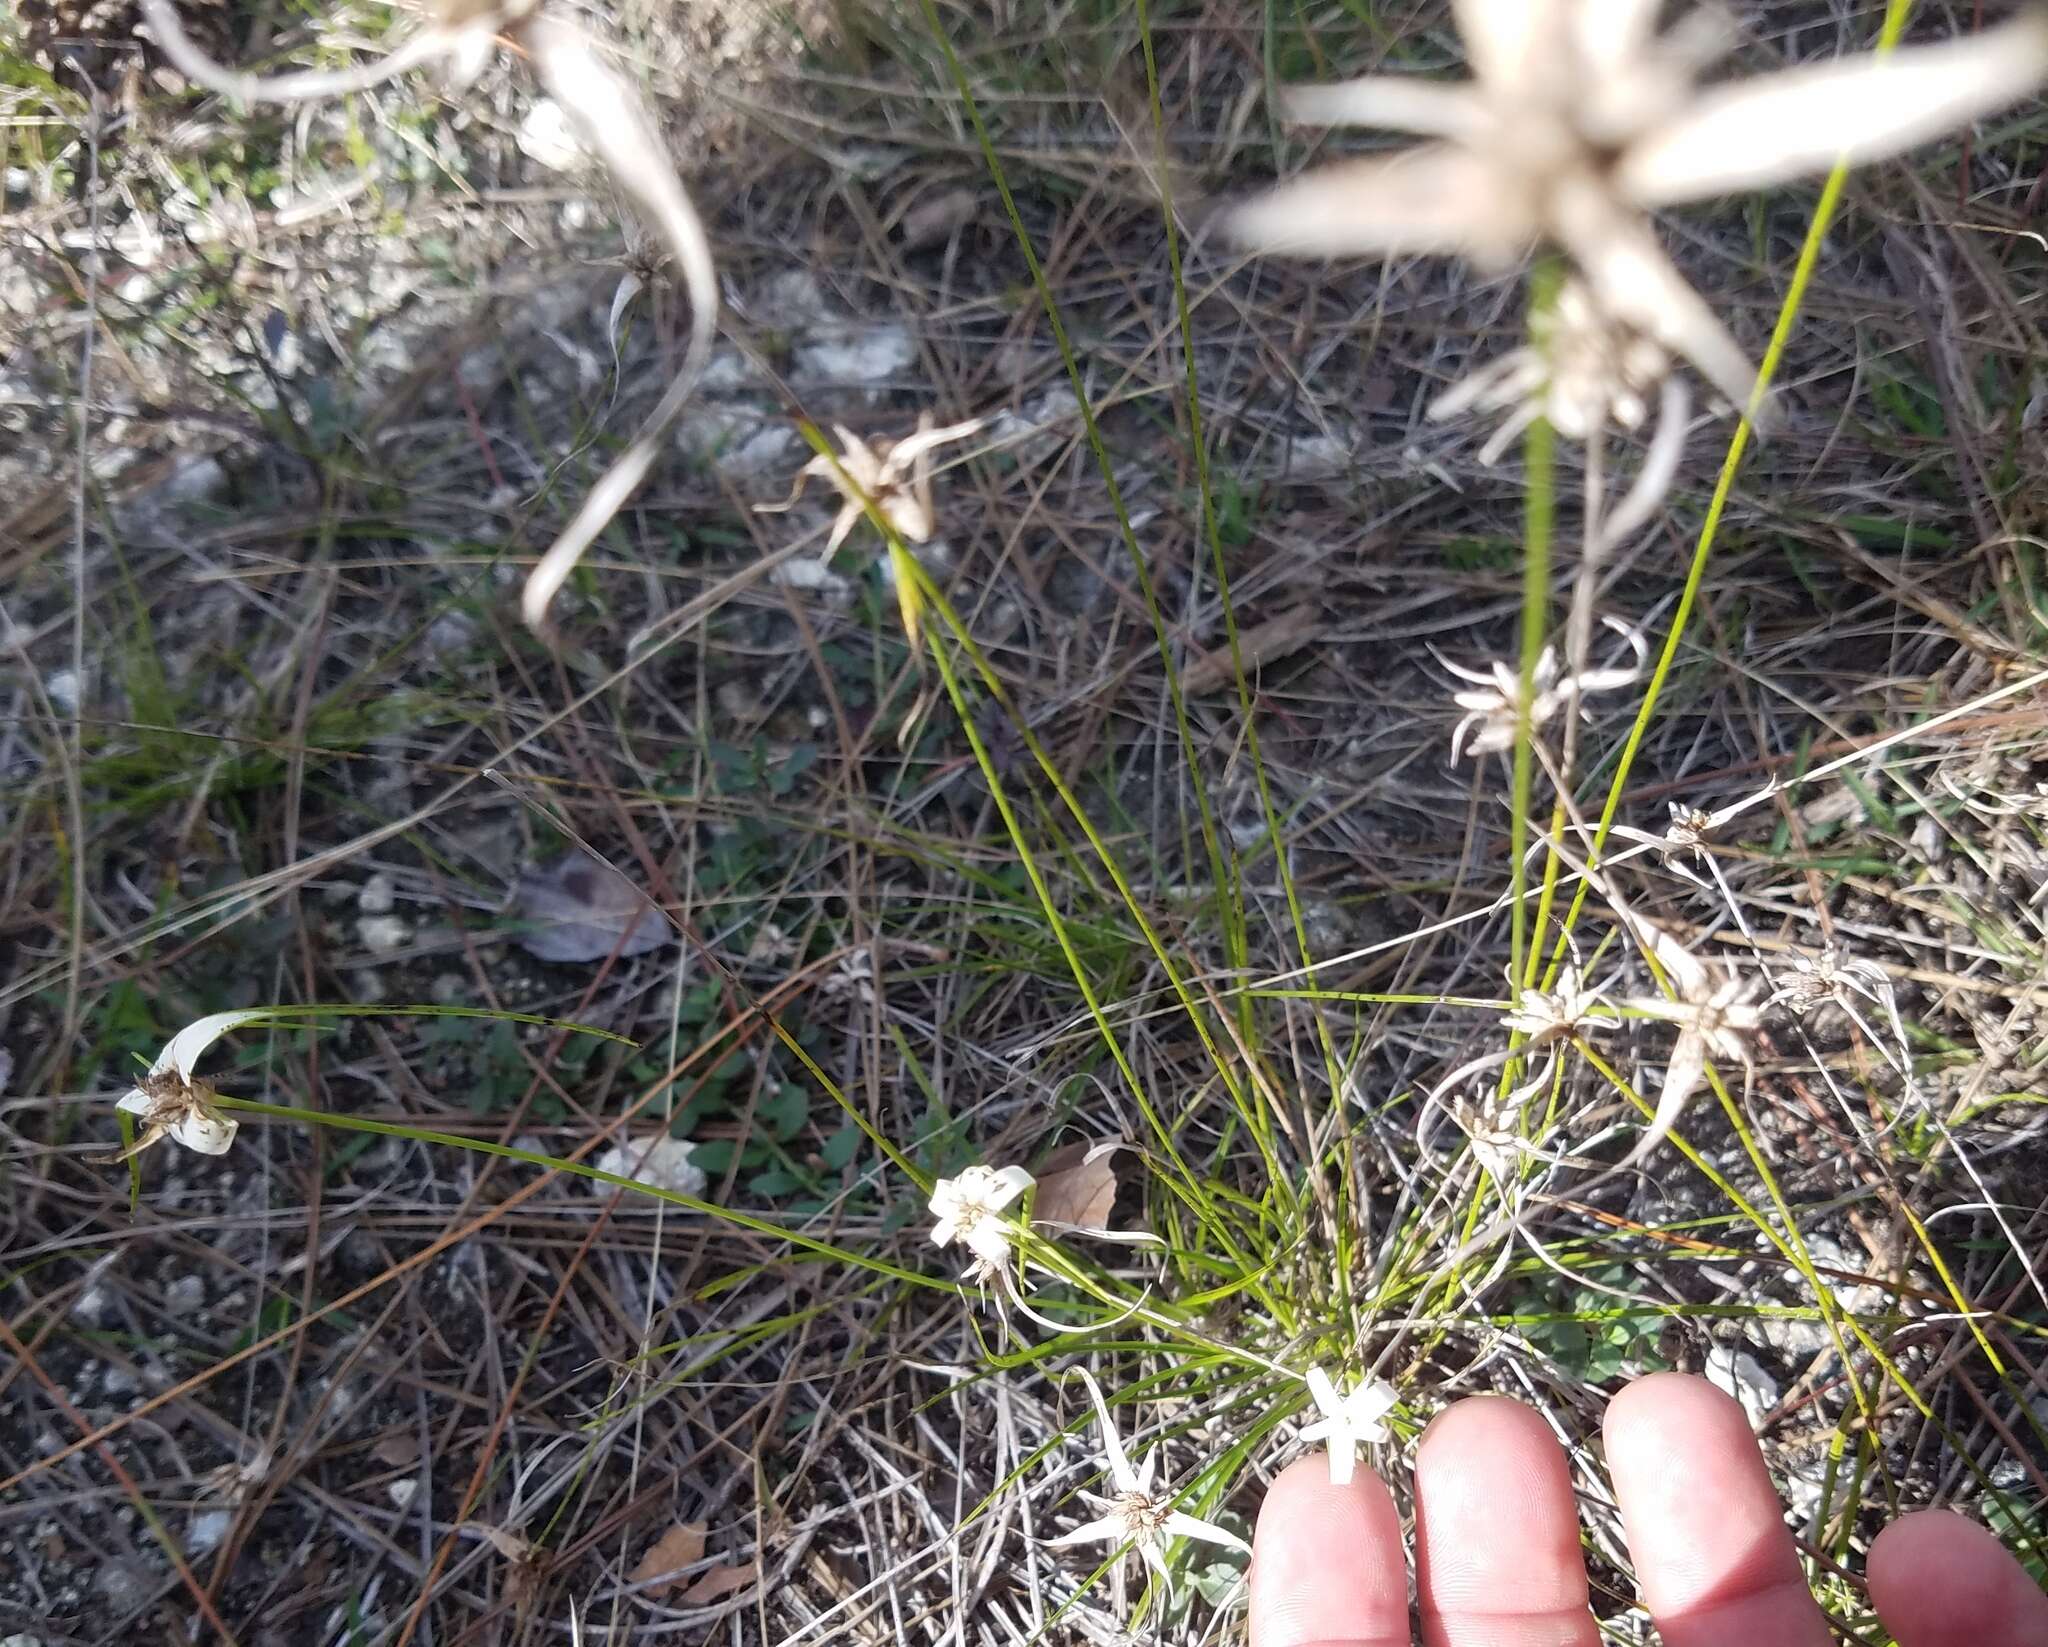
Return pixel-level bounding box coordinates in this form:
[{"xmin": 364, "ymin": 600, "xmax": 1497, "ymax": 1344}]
[
  {"xmin": 928, "ymin": 1162, "xmax": 1033, "ymax": 1272},
  {"xmin": 1299, "ymin": 1368, "xmax": 1398, "ymax": 1487},
  {"xmin": 757, "ymin": 413, "xmax": 984, "ymax": 557},
  {"xmin": 1768, "ymin": 947, "xmax": 1894, "ymax": 1020},
  {"xmin": 1613, "ymin": 801, "xmax": 1722, "ymax": 888},
  {"xmin": 1432, "ymin": 278, "xmax": 1673, "ymax": 459},
  {"xmin": 1442, "ymin": 618, "xmax": 1646, "ymax": 761},
  {"xmin": 1660, "ymin": 803, "xmax": 1716, "ymax": 858},
  {"xmin": 1500, "ymin": 961, "xmax": 1615, "ymax": 1106},
  {"xmin": 1222, "ymin": 1, "xmax": 2048, "ymax": 418},
  {"xmin": 1044, "ymin": 1370, "xmax": 1248, "ymax": 1586},
  {"xmin": 1617, "ymin": 916, "xmax": 1763, "ymax": 1146},
  {"xmin": 1501, "ymin": 961, "xmax": 1610, "ymax": 1046},
  {"xmin": 110, "ymin": 1009, "xmax": 269, "ymax": 1160}
]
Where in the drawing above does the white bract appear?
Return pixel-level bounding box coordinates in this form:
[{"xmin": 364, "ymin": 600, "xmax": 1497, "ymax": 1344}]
[
  {"xmin": 1432, "ymin": 277, "xmax": 1673, "ymax": 458},
  {"xmin": 1044, "ymin": 1370, "xmax": 1247, "ymax": 1587},
  {"xmin": 1501, "ymin": 961, "xmax": 1614, "ymax": 1105},
  {"xmin": 758, "ymin": 413, "xmax": 984, "ymax": 557},
  {"xmin": 112, "ymin": 1009, "xmax": 268, "ymax": 1160},
  {"xmin": 1299, "ymin": 1367, "xmax": 1399, "ymax": 1487},
  {"xmin": 1442, "ymin": 618, "xmax": 1646, "ymax": 761},
  {"xmin": 1501, "ymin": 962, "xmax": 1610, "ymax": 1047},
  {"xmin": 1768, "ymin": 947, "xmax": 1894, "ymax": 1021},
  {"xmin": 1224, "ymin": 0, "xmax": 2048, "ymax": 418},
  {"xmin": 1618, "ymin": 917, "xmax": 1763, "ymax": 1143},
  {"xmin": 928, "ymin": 1162, "xmax": 1033, "ymax": 1274}
]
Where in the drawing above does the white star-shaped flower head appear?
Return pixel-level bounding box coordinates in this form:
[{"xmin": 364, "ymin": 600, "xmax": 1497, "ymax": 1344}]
[
  {"xmin": 1768, "ymin": 947, "xmax": 1894, "ymax": 1020},
  {"xmin": 1225, "ymin": 1, "xmax": 2048, "ymax": 421},
  {"xmin": 1298, "ymin": 1367, "xmax": 1399, "ymax": 1487},
  {"xmin": 1043, "ymin": 1370, "xmax": 1248, "ymax": 1588},
  {"xmin": 759, "ymin": 413, "xmax": 985, "ymax": 555},
  {"xmin": 1500, "ymin": 962, "xmax": 1610, "ymax": 1046},
  {"xmin": 112, "ymin": 1009, "xmax": 268, "ymax": 1160},
  {"xmin": 1432, "ymin": 278, "xmax": 1675, "ymax": 460},
  {"xmin": 1442, "ymin": 618, "xmax": 1645, "ymax": 762},
  {"xmin": 927, "ymin": 1162, "xmax": 1033, "ymax": 1270}
]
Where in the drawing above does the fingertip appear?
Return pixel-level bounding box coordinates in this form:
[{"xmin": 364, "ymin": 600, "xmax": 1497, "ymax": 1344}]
[
  {"xmin": 1603, "ymin": 1371, "xmax": 1827, "ymax": 1647},
  {"xmin": 1870, "ymin": 1510, "xmax": 2048, "ymax": 1647},
  {"xmin": 1606, "ymin": 1368, "xmax": 1731, "ymax": 1434},
  {"xmin": 1416, "ymin": 1395, "xmax": 1595, "ymax": 1637},
  {"xmin": 1252, "ymin": 1454, "xmax": 1409, "ymax": 1647}
]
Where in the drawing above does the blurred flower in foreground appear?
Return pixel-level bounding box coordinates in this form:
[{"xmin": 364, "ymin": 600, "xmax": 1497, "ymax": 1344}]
[
  {"xmin": 759, "ymin": 414, "xmax": 984, "ymax": 558},
  {"xmin": 1223, "ymin": 1, "xmax": 2048, "ymax": 417},
  {"xmin": 1044, "ymin": 1369, "xmax": 1247, "ymax": 1587},
  {"xmin": 1299, "ymin": 1368, "xmax": 1398, "ymax": 1486},
  {"xmin": 110, "ymin": 1010, "xmax": 267, "ymax": 1159},
  {"xmin": 928, "ymin": 1162, "xmax": 1033, "ymax": 1278},
  {"xmin": 135, "ymin": 0, "xmax": 721, "ymax": 639}
]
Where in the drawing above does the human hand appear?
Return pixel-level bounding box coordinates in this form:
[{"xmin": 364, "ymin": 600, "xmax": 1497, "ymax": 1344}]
[{"xmin": 1252, "ymin": 1370, "xmax": 2048, "ymax": 1647}]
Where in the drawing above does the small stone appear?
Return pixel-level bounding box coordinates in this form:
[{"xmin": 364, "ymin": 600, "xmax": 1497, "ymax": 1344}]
[
  {"xmin": 164, "ymin": 1275, "xmax": 206, "ymax": 1316},
  {"xmin": 357, "ymin": 874, "xmax": 396, "ymax": 916},
  {"xmin": 1704, "ymin": 1341, "xmax": 1780, "ymax": 1428},
  {"xmin": 754, "ymin": 269, "xmax": 830, "ymax": 327},
  {"xmin": 356, "ymin": 914, "xmax": 410, "ymax": 954},
  {"xmin": 186, "ymin": 1509, "xmax": 233, "ymax": 1556},
  {"xmin": 793, "ymin": 324, "xmax": 915, "ymax": 387},
  {"xmin": 160, "ymin": 454, "xmax": 227, "ymax": 506},
  {"xmin": 388, "ymin": 1477, "xmax": 418, "ymax": 1509},
  {"xmin": 1753, "ymin": 1311, "xmax": 1830, "ymax": 1361},
  {"xmin": 770, "ymin": 556, "xmax": 848, "ymax": 597},
  {"xmin": 427, "ymin": 613, "xmax": 478, "ymax": 657},
  {"xmin": 715, "ymin": 680, "xmax": 764, "ymax": 722},
  {"xmin": 592, "ymin": 1135, "xmax": 708, "ymax": 1200}
]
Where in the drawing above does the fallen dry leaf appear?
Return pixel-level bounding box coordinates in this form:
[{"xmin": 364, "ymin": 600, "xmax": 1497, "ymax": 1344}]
[
  {"xmin": 630, "ymin": 1521, "xmax": 707, "ymax": 1596},
  {"xmin": 1030, "ymin": 1143, "xmax": 1118, "ymax": 1231},
  {"xmin": 895, "ymin": 185, "xmax": 979, "ymax": 250},
  {"xmin": 1182, "ymin": 604, "xmax": 1320, "ymax": 695},
  {"xmin": 512, "ymin": 849, "xmax": 675, "ymax": 963},
  {"xmin": 369, "ymin": 1432, "xmax": 421, "ymax": 1470},
  {"xmin": 462, "ymin": 1520, "xmax": 535, "ymax": 1565},
  {"xmin": 679, "ymin": 1559, "xmax": 758, "ymax": 1604}
]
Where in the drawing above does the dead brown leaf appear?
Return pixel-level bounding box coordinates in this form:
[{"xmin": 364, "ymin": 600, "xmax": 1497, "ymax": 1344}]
[
  {"xmin": 512, "ymin": 848, "xmax": 675, "ymax": 963},
  {"xmin": 679, "ymin": 1560, "xmax": 758, "ymax": 1604},
  {"xmin": 1031, "ymin": 1143, "xmax": 1118, "ymax": 1230},
  {"xmin": 895, "ymin": 186, "xmax": 979, "ymax": 250},
  {"xmin": 630, "ymin": 1522, "xmax": 707, "ymax": 1595},
  {"xmin": 369, "ymin": 1432, "xmax": 421, "ymax": 1469},
  {"xmin": 1182, "ymin": 604, "xmax": 1320, "ymax": 694}
]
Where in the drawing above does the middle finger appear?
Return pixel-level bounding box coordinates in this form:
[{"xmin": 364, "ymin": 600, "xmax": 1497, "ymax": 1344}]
[{"xmin": 1416, "ymin": 1395, "xmax": 1602, "ymax": 1647}]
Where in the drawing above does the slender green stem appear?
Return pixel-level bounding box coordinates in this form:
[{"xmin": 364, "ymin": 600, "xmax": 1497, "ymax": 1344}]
[
  {"xmin": 1545, "ymin": 0, "xmax": 1917, "ymax": 979},
  {"xmin": 1510, "ymin": 296, "xmax": 1558, "ymax": 983}
]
